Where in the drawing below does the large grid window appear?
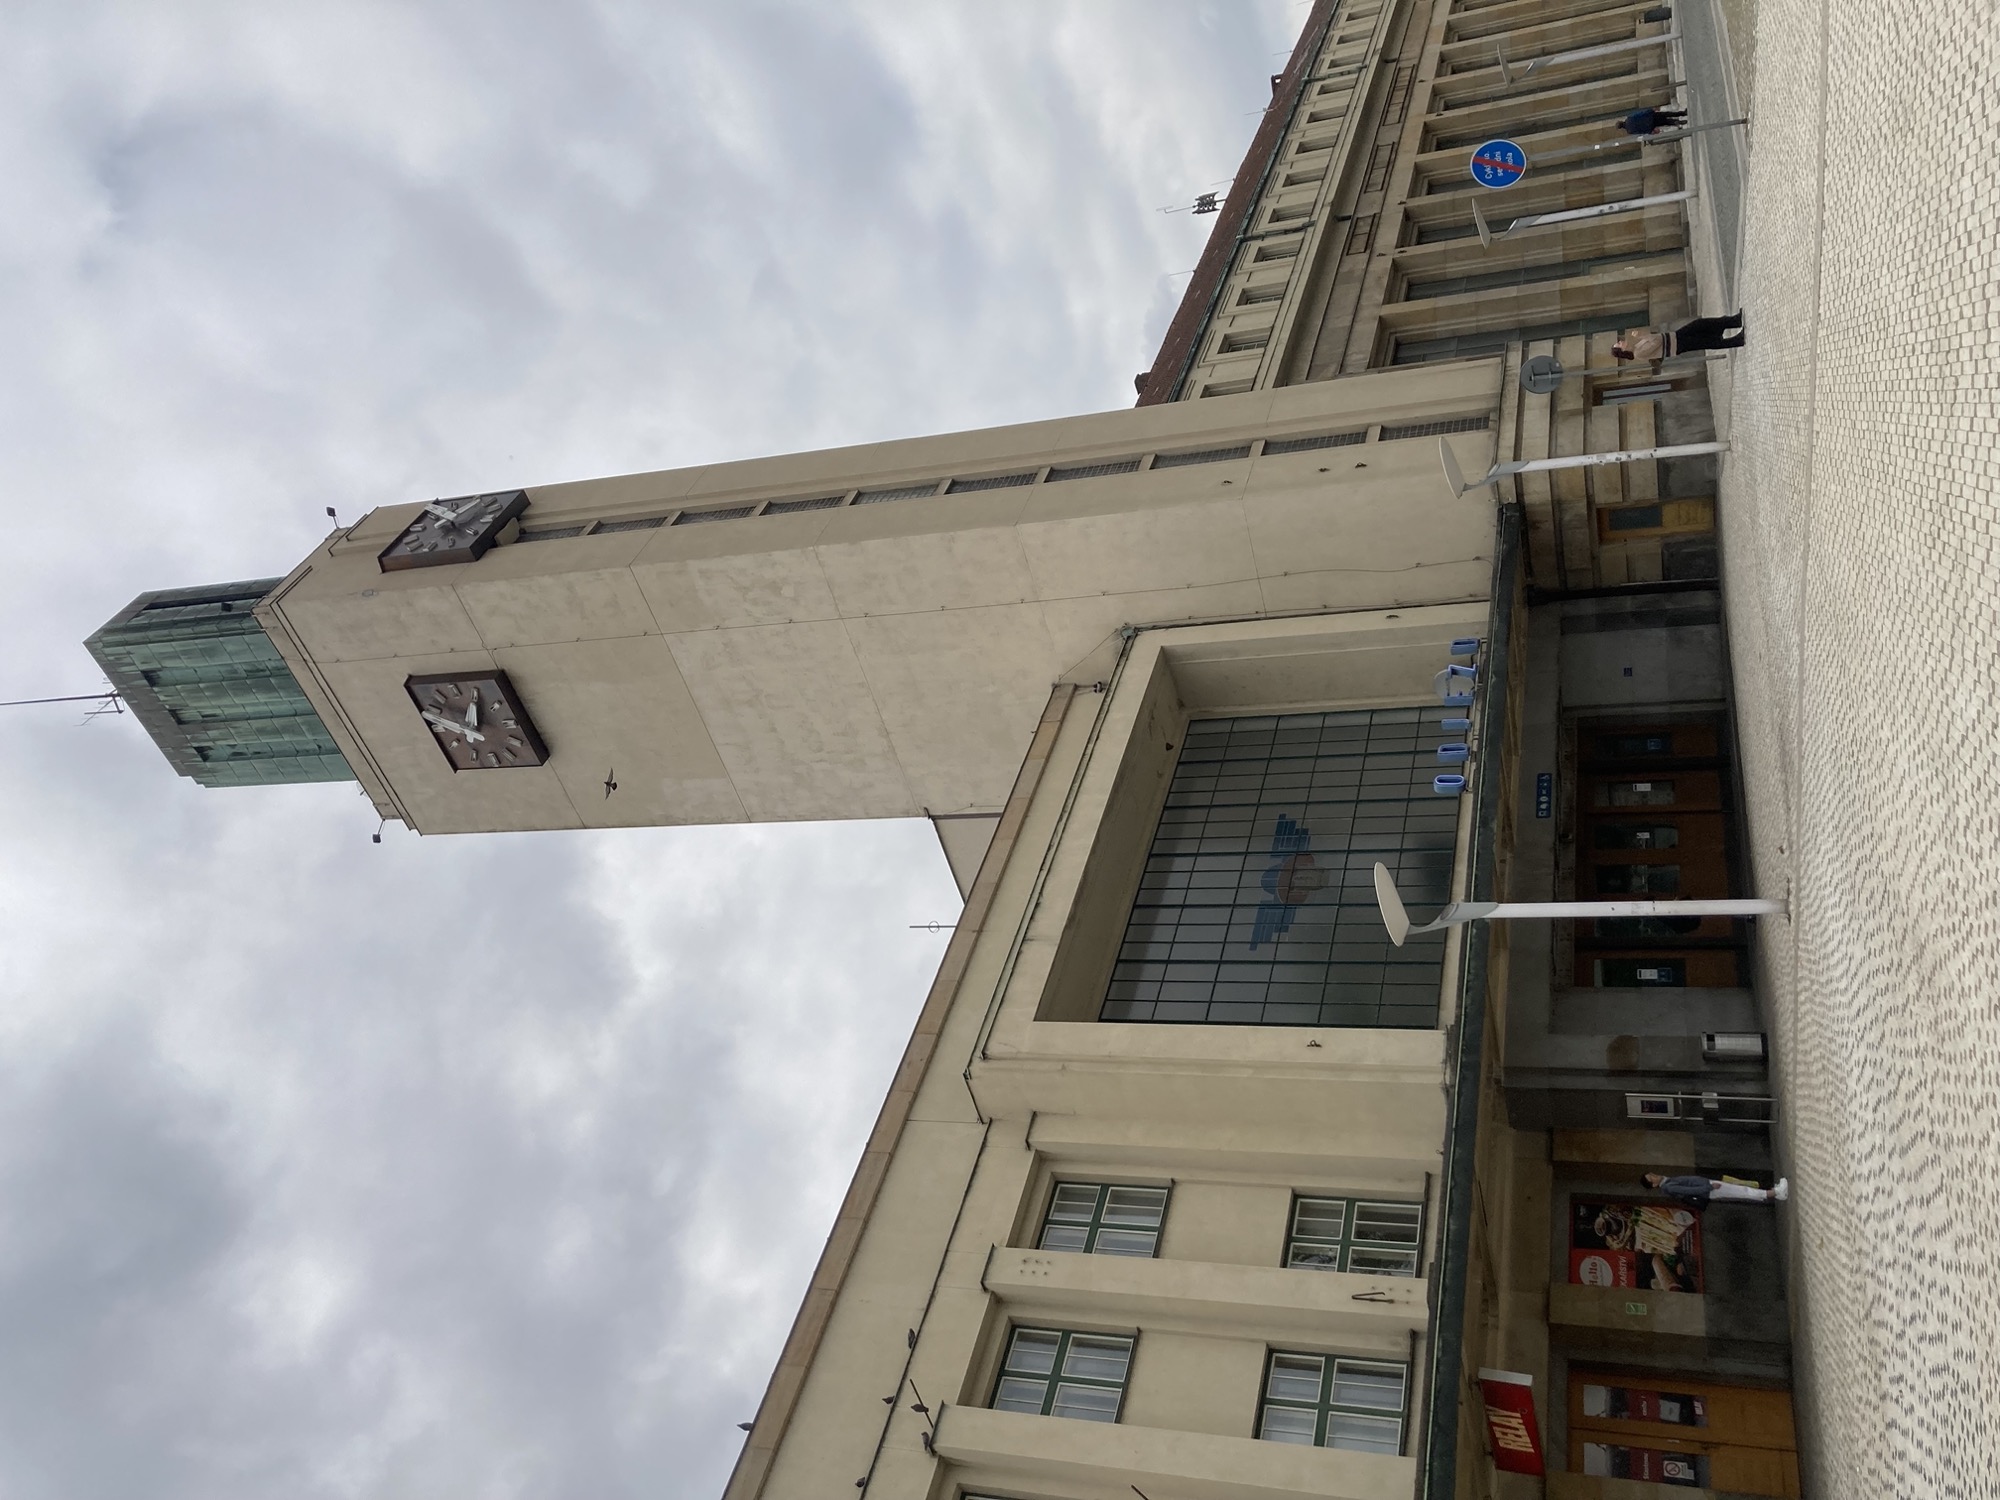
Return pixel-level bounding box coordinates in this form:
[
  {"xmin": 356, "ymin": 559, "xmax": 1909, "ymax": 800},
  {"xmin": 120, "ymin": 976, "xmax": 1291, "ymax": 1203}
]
[
  {"xmin": 1101, "ymin": 710, "xmax": 1456, "ymax": 1028},
  {"xmin": 1039, "ymin": 1184, "xmax": 1168, "ymax": 1256},
  {"xmin": 992, "ymin": 1329, "xmax": 1132, "ymax": 1423},
  {"xmin": 1286, "ymin": 1197, "xmax": 1424, "ymax": 1275},
  {"xmin": 1259, "ymin": 1353, "xmax": 1409, "ymax": 1453}
]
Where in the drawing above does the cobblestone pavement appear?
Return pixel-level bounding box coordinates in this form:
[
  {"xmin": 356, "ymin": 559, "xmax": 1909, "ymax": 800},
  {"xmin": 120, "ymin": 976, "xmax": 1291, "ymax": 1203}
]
[{"xmin": 1717, "ymin": 0, "xmax": 2000, "ymax": 1490}]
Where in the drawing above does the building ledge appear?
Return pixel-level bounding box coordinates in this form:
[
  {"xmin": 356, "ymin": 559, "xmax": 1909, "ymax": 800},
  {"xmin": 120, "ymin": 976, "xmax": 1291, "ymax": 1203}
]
[
  {"xmin": 933, "ymin": 1404, "xmax": 1414, "ymax": 1500},
  {"xmin": 986, "ymin": 1246, "xmax": 1424, "ymax": 1348}
]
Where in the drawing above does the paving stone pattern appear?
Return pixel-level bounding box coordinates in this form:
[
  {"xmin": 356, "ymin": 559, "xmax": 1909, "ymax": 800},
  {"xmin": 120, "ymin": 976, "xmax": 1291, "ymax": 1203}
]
[{"xmin": 1722, "ymin": 0, "xmax": 2000, "ymax": 1490}]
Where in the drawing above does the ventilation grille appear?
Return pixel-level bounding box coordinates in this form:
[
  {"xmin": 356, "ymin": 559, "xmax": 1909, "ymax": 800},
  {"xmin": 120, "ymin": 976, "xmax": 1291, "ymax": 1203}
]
[
  {"xmin": 592, "ymin": 516, "xmax": 666, "ymax": 534},
  {"xmin": 1264, "ymin": 431, "xmax": 1367, "ymax": 455},
  {"xmin": 517, "ymin": 525, "xmax": 587, "ymax": 542},
  {"xmin": 764, "ymin": 495, "xmax": 845, "ymax": 516},
  {"xmin": 946, "ymin": 472, "xmax": 1037, "ymax": 494},
  {"xmin": 1379, "ymin": 415, "xmax": 1491, "ymax": 439},
  {"xmin": 672, "ymin": 505, "xmax": 755, "ymax": 525},
  {"xmin": 1046, "ymin": 459, "xmax": 1141, "ymax": 483},
  {"xmin": 853, "ymin": 483, "xmax": 939, "ymax": 505},
  {"xmin": 1153, "ymin": 444, "xmax": 1253, "ymax": 469}
]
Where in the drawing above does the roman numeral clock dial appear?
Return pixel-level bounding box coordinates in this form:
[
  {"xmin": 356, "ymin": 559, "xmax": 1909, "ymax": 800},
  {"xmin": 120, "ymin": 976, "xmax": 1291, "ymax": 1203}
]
[{"xmin": 404, "ymin": 672, "xmax": 550, "ymax": 772}]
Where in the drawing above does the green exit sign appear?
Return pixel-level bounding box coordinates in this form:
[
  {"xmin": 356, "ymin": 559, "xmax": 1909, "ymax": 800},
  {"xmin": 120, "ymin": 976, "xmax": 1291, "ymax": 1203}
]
[{"xmin": 1625, "ymin": 1301, "xmax": 1648, "ymax": 1316}]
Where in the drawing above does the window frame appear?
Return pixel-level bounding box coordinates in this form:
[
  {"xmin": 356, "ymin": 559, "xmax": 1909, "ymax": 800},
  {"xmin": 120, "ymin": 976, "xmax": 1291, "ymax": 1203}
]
[
  {"xmin": 990, "ymin": 1327, "xmax": 1135, "ymax": 1424},
  {"xmin": 1257, "ymin": 1350, "xmax": 1411, "ymax": 1453},
  {"xmin": 1036, "ymin": 1181, "xmax": 1170, "ymax": 1257},
  {"xmin": 1285, "ymin": 1194, "xmax": 1425, "ymax": 1276}
]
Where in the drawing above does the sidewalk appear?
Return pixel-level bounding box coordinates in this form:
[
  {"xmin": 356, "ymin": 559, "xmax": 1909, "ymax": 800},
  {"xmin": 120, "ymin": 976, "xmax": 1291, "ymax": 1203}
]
[{"xmin": 1707, "ymin": 0, "xmax": 2000, "ymax": 1490}]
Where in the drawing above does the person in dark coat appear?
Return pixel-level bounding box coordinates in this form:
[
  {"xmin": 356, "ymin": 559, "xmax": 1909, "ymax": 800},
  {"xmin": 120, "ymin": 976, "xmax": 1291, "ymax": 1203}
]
[
  {"xmin": 1612, "ymin": 311, "xmax": 1746, "ymax": 363},
  {"xmin": 1621, "ymin": 105, "xmax": 1689, "ymax": 135},
  {"xmin": 1643, "ymin": 1171, "xmax": 1789, "ymax": 1204}
]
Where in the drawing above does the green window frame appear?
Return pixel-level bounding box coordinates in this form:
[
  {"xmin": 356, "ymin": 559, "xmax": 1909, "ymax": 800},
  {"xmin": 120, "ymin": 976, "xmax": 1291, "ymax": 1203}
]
[
  {"xmin": 1038, "ymin": 1183, "xmax": 1169, "ymax": 1256},
  {"xmin": 1258, "ymin": 1352, "xmax": 1410, "ymax": 1453},
  {"xmin": 1286, "ymin": 1196, "xmax": 1424, "ymax": 1275},
  {"xmin": 991, "ymin": 1328, "xmax": 1133, "ymax": 1423}
]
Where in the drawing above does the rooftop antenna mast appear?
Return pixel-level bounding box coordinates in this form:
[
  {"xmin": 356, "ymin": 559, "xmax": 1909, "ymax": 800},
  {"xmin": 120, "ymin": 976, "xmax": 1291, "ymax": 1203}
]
[{"xmin": 0, "ymin": 689, "xmax": 125, "ymax": 722}]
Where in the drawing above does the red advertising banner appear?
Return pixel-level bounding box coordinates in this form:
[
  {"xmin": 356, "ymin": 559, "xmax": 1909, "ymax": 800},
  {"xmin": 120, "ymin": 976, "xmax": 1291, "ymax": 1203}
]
[{"xmin": 1477, "ymin": 1368, "xmax": 1545, "ymax": 1476}]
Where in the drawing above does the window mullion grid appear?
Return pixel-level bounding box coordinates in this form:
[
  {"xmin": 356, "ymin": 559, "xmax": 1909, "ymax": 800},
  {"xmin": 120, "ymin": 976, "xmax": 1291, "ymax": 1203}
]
[
  {"xmin": 1045, "ymin": 1331, "xmax": 1127, "ymax": 1419},
  {"xmin": 1079, "ymin": 1186, "xmax": 1109, "ymax": 1253}
]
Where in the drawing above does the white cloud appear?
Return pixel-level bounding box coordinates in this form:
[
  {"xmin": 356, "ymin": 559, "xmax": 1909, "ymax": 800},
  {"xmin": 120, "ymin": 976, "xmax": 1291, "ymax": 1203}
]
[{"xmin": 0, "ymin": 2, "xmax": 1294, "ymax": 1495}]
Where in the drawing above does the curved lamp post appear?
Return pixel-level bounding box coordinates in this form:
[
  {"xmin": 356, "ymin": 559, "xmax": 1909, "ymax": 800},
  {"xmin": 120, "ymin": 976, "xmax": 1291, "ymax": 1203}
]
[
  {"xmin": 1371, "ymin": 863, "xmax": 1786, "ymax": 947},
  {"xmin": 1440, "ymin": 436, "xmax": 1729, "ymax": 500}
]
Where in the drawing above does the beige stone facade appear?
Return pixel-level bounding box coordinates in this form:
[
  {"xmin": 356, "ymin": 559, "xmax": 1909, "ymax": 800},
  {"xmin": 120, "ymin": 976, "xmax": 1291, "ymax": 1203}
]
[
  {"xmin": 93, "ymin": 0, "xmax": 1807, "ymax": 1496},
  {"xmin": 256, "ymin": 366, "xmax": 1500, "ymax": 875}
]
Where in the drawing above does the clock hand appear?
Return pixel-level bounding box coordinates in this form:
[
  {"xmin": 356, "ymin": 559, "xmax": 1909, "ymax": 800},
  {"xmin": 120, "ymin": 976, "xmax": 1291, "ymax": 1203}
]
[
  {"xmin": 463, "ymin": 698, "xmax": 479, "ymax": 730},
  {"xmin": 422, "ymin": 709, "xmax": 486, "ymax": 743},
  {"xmin": 422, "ymin": 500, "xmax": 465, "ymax": 527}
]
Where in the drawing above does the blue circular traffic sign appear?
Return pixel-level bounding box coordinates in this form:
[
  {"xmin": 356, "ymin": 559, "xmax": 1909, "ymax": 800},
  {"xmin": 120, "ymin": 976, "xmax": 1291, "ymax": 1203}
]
[{"xmin": 1469, "ymin": 138, "xmax": 1527, "ymax": 188}]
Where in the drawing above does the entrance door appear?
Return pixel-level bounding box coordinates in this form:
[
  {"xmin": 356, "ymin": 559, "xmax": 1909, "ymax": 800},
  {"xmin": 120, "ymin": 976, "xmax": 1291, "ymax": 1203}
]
[
  {"xmin": 1568, "ymin": 1369, "xmax": 1800, "ymax": 1496},
  {"xmin": 1571, "ymin": 719, "xmax": 1745, "ymax": 987}
]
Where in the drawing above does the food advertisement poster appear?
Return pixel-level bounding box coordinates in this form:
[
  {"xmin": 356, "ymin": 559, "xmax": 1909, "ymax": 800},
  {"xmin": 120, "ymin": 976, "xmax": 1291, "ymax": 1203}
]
[{"xmin": 1570, "ymin": 1200, "xmax": 1702, "ymax": 1292}]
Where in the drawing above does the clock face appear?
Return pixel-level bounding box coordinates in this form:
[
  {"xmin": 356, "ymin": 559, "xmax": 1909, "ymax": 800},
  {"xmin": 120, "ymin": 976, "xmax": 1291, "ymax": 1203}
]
[
  {"xmin": 377, "ymin": 490, "xmax": 530, "ymax": 572},
  {"xmin": 404, "ymin": 671, "xmax": 549, "ymax": 771}
]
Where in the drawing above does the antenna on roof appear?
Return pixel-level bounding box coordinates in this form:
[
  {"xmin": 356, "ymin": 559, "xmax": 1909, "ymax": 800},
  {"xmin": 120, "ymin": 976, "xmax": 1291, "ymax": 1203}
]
[{"xmin": 1, "ymin": 689, "xmax": 124, "ymax": 723}]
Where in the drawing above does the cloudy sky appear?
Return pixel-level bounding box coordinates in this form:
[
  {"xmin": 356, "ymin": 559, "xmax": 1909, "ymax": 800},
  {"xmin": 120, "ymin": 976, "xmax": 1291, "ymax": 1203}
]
[{"xmin": 0, "ymin": 3, "xmax": 1298, "ymax": 1497}]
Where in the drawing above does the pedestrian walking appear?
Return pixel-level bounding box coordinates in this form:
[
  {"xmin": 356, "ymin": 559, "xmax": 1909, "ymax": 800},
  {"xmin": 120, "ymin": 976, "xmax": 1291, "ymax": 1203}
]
[
  {"xmin": 1643, "ymin": 1171, "xmax": 1789, "ymax": 1204},
  {"xmin": 1620, "ymin": 105, "xmax": 1688, "ymax": 135},
  {"xmin": 1612, "ymin": 311, "xmax": 1746, "ymax": 363}
]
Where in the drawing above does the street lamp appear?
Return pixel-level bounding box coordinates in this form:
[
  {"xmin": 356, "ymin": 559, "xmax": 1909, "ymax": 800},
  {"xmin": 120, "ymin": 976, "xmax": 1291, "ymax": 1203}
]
[
  {"xmin": 1439, "ymin": 436, "xmax": 1728, "ymax": 499},
  {"xmin": 1371, "ymin": 863, "xmax": 1785, "ymax": 947}
]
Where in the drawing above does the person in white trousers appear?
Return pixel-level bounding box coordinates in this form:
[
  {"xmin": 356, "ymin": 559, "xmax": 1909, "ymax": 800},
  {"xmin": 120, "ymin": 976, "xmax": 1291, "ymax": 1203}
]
[{"xmin": 1644, "ymin": 1171, "xmax": 1789, "ymax": 1204}]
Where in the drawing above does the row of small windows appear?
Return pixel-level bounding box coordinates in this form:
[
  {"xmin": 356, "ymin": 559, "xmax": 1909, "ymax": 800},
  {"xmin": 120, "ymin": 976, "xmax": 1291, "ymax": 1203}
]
[
  {"xmin": 510, "ymin": 420, "xmax": 1491, "ymax": 541},
  {"xmin": 1037, "ymin": 1182, "xmax": 1424, "ymax": 1277},
  {"xmin": 990, "ymin": 1328, "xmax": 1410, "ymax": 1454}
]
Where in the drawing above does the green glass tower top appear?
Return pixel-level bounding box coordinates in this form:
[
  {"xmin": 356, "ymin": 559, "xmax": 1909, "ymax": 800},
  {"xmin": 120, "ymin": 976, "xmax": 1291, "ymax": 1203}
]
[{"xmin": 85, "ymin": 579, "xmax": 355, "ymax": 788}]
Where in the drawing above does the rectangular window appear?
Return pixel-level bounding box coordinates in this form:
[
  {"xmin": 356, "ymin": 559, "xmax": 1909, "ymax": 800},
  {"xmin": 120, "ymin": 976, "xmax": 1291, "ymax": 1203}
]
[
  {"xmin": 1046, "ymin": 458, "xmax": 1142, "ymax": 482},
  {"xmin": 1153, "ymin": 444, "xmax": 1253, "ymax": 469},
  {"xmin": 590, "ymin": 515, "xmax": 667, "ymax": 534},
  {"xmin": 672, "ymin": 505, "xmax": 755, "ymax": 525},
  {"xmin": 946, "ymin": 472, "xmax": 1037, "ymax": 493},
  {"xmin": 1597, "ymin": 499, "xmax": 1717, "ymax": 540},
  {"xmin": 763, "ymin": 494, "xmax": 846, "ymax": 516},
  {"xmin": 516, "ymin": 524, "xmax": 588, "ymax": 542},
  {"xmin": 1583, "ymin": 1443, "xmax": 1706, "ymax": 1486},
  {"xmin": 1219, "ymin": 329, "xmax": 1272, "ymax": 353},
  {"xmin": 991, "ymin": 1329, "xmax": 1132, "ymax": 1422},
  {"xmin": 1594, "ymin": 864, "xmax": 1681, "ymax": 895},
  {"xmin": 1101, "ymin": 709, "xmax": 1457, "ymax": 1030},
  {"xmin": 1039, "ymin": 1183, "xmax": 1168, "ymax": 1256},
  {"xmin": 1238, "ymin": 283, "xmax": 1287, "ymax": 306},
  {"xmin": 852, "ymin": 483, "xmax": 939, "ymax": 505},
  {"xmin": 1258, "ymin": 1353, "xmax": 1409, "ymax": 1453},
  {"xmin": 1264, "ymin": 430, "xmax": 1366, "ymax": 455},
  {"xmin": 1391, "ymin": 310, "xmax": 1644, "ymax": 366},
  {"xmin": 1378, "ymin": 415, "xmax": 1490, "ymax": 440},
  {"xmin": 1286, "ymin": 1197, "xmax": 1423, "ymax": 1275}
]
